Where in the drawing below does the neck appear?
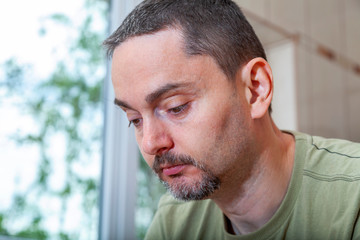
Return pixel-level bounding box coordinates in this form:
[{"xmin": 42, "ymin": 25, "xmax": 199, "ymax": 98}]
[{"xmin": 212, "ymin": 116, "xmax": 295, "ymax": 235}]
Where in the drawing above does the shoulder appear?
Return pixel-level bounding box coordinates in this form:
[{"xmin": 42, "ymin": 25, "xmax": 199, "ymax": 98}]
[
  {"xmin": 145, "ymin": 193, "xmax": 224, "ymax": 240},
  {"xmin": 306, "ymin": 133, "xmax": 360, "ymax": 158},
  {"xmin": 290, "ymin": 132, "xmax": 360, "ymax": 224},
  {"xmin": 281, "ymin": 132, "xmax": 360, "ymax": 239},
  {"xmin": 292, "ymin": 131, "xmax": 360, "ymax": 156},
  {"xmin": 292, "ymin": 131, "xmax": 360, "ymax": 178}
]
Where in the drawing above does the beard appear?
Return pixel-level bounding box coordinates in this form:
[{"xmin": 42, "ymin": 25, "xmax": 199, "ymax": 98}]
[{"xmin": 153, "ymin": 152, "xmax": 220, "ymax": 201}]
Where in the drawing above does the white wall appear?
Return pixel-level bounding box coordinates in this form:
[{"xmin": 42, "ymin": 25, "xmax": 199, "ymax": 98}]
[{"xmin": 267, "ymin": 40, "xmax": 297, "ymax": 131}]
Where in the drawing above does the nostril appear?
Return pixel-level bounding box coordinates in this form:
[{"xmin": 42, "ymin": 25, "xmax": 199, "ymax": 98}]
[{"xmin": 157, "ymin": 147, "xmax": 169, "ymax": 155}]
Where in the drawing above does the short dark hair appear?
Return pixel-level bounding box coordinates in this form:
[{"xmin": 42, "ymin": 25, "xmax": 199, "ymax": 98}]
[{"xmin": 103, "ymin": 0, "xmax": 267, "ymax": 80}]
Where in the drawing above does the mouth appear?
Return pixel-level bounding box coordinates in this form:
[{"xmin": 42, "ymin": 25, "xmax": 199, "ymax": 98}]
[{"xmin": 161, "ymin": 164, "xmax": 186, "ymax": 176}]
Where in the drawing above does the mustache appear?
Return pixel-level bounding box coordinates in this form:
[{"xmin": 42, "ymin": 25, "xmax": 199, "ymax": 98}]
[{"xmin": 152, "ymin": 152, "xmax": 198, "ymax": 174}]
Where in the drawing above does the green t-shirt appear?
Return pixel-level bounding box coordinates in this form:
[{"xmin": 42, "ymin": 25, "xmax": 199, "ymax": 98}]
[{"xmin": 145, "ymin": 132, "xmax": 360, "ymax": 240}]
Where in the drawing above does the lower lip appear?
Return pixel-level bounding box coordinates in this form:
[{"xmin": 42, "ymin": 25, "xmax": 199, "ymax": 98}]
[{"xmin": 163, "ymin": 165, "xmax": 186, "ymax": 176}]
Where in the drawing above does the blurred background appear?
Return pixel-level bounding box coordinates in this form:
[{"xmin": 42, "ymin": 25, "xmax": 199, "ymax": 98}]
[
  {"xmin": 0, "ymin": 0, "xmax": 359, "ymax": 240},
  {"xmin": 0, "ymin": 0, "xmax": 108, "ymax": 239}
]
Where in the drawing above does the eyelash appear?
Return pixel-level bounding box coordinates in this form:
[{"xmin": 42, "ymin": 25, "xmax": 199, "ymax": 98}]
[
  {"xmin": 168, "ymin": 103, "xmax": 189, "ymax": 115},
  {"xmin": 128, "ymin": 119, "xmax": 141, "ymax": 127},
  {"xmin": 127, "ymin": 103, "xmax": 190, "ymax": 128}
]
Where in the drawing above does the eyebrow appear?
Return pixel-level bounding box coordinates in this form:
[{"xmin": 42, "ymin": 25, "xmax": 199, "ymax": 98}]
[
  {"xmin": 145, "ymin": 82, "xmax": 192, "ymax": 104},
  {"xmin": 114, "ymin": 98, "xmax": 133, "ymax": 110},
  {"xmin": 114, "ymin": 82, "xmax": 193, "ymax": 110}
]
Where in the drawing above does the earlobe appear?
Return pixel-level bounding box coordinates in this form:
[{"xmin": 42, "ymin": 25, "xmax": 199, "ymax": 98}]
[{"xmin": 241, "ymin": 57, "xmax": 273, "ymax": 119}]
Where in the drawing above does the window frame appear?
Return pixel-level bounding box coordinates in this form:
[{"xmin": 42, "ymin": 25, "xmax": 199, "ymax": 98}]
[{"xmin": 99, "ymin": 1, "xmax": 141, "ymax": 239}]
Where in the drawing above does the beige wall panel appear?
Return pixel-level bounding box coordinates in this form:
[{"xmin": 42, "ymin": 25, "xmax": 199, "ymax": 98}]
[
  {"xmin": 296, "ymin": 45, "xmax": 313, "ymax": 134},
  {"xmin": 347, "ymin": 71, "xmax": 360, "ymax": 141},
  {"xmin": 310, "ymin": 54, "xmax": 347, "ymax": 139},
  {"xmin": 307, "ymin": 0, "xmax": 344, "ymax": 54},
  {"xmin": 269, "ymin": 0, "xmax": 306, "ymax": 34},
  {"xmin": 234, "ymin": 0, "xmax": 268, "ymax": 19},
  {"xmin": 348, "ymin": 92, "xmax": 360, "ymax": 142},
  {"xmin": 347, "ymin": 71, "xmax": 360, "ymax": 93},
  {"xmin": 248, "ymin": 18, "xmax": 288, "ymax": 47},
  {"xmin": 345, "ymin": 0, "xmax": 360, "ymax": 64}
]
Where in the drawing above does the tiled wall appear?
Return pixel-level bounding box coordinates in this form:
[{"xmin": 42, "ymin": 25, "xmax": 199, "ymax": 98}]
[{"xmin": 235, "ymin": 0, "xmax": 360, "ymax": 141}]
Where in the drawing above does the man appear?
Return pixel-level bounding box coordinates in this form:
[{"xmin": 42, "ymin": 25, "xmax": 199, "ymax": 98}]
[{"xmin": 104, "ymin": 0, "xmax": 360, "ymax": 239}]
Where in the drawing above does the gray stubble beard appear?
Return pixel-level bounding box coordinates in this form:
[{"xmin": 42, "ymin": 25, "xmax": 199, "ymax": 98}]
[{"xmin": 153, "ymin": 152, "xmax": 220, "ymax": 201}]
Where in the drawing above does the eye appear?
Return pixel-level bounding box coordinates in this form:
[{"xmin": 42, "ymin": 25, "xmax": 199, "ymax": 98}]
[
  {"xmin": 128, "ymin": 118, "xmax": 142, "ymax": 128},
  {"xmin": 168, "ymin": 103, "xmax": 188, "ymax": 115}
]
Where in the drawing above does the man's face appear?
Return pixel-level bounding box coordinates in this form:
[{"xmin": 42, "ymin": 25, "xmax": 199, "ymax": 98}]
[{"xmin": 111, "ymin": 29, "xmax": 256, "ymax": 200}]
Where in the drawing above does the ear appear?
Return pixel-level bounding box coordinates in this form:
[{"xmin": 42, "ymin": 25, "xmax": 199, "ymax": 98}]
[{"xmin": 240, "ymin": 57, "xmax": 273, "ymax": 119}]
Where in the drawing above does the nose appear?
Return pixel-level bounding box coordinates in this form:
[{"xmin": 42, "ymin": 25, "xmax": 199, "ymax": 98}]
[{"xmin": 140, "ymin": 119, "xmax": 174, "ymax": 156}]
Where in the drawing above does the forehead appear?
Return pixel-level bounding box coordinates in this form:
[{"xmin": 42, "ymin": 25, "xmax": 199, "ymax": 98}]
[
  {"xmin": 111, "ymin": 29, "xmax": 186, "ymax": 85},
  {"xmin": 111, "ymin": 29, "xmax": 226, "ymax": 108}
]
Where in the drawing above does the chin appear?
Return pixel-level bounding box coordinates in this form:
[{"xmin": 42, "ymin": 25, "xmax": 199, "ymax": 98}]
[{"xmin": 160, "ymin": 173, "xmax": 220, "ymax": 201}]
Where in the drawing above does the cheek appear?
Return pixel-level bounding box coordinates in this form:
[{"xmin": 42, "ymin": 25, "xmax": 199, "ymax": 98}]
[
  {"xmin": 175, "ymin": 106, "xmax": 232, "ymax": 158},
  {"xmin": 196, "ymin": 104, "xmax": 234, "ymax": 140}
]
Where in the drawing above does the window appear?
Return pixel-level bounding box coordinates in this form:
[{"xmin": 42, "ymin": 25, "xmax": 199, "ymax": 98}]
[{"xmin": 0, "ymin": 0, "xmax": 108, "ymax": 239}]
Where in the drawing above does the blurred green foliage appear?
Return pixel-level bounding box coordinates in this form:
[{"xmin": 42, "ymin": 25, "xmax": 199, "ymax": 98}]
[{"xmin": 0, "ymin": 0, "xmax": 108, "ymax": 238}]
